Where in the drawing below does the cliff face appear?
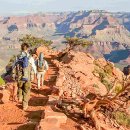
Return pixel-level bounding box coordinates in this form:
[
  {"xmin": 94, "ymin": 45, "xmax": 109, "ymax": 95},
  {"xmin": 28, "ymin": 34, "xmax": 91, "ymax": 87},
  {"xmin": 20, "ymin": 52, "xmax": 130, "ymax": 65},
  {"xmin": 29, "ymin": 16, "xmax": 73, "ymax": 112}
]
[
  {"xmin": 52, "ymin": 49, "xmax": 130, "ymax": 130},
  {"xmin": 0, "ymin": 45, "xmax": 129, "ymax": 130},
  {"xmin": 0, "ymin": 10, "xmax": 130, "ymax": 73},
  {"xmin": 54, "ymin": 50, "xmax": 124, "ymax": 98},
  {"xmin": 86, "ymin": 42, "xmax": 130, "ymax": 69},
  {"xmin": 1, "ymin": 11, "xmax": 130, "ymax": 43}
]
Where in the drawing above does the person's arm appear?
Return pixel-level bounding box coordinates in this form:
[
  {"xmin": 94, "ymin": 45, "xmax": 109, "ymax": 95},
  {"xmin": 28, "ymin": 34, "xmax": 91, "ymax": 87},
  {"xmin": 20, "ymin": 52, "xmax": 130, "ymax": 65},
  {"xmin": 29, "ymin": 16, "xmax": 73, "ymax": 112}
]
[
  {"xmin": 45, "ymin": 61, "xmax": 49, "ymax": 70},
  {"xmin": 29, "ymin": 57, "xmax": 37, "ymax": 74}
]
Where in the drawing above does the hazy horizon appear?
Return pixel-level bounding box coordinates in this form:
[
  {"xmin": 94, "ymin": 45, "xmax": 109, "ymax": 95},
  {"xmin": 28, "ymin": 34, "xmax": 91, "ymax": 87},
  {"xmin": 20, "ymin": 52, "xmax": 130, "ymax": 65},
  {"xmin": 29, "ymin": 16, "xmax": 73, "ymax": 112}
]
[{"xmin": 0, "ymin": 0, "xmax": 130, "ymax": 16}]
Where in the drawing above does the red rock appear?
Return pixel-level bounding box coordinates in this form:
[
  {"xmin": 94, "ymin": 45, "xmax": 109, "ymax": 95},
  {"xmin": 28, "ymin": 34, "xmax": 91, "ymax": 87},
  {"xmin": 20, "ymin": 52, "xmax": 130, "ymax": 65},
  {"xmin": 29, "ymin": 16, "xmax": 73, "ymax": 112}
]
[
  {"xmin": 95, "ymin": 58, "xmax": 107, "ymax": 67},
  {"xmin": 126, "ymin": 101, "xmax": 130, "ymax": 115},
  {"xmin": 55, "ymin": 50, "xmax": 124, "ymax": 99},
  {"xmin": 79, "ymin": 125, "xmax": 86, "ymax": 130},
  {"xmin": 41, "ymin": 118, "xmax": 60, "ymax": 127},
  {"xmin": 56, "ymin": 72, "xmax": 65, "ymax": 87},
  {"xmin": 36, "ymin": 106, "xmax": 66, "ymax": 130},
  {"xmin": 35, "ymin": 120, "xmax": 63, "ymax": 130},
  {"xmin": 45, "ymin": 110, "xmax": 67, "ymax": 124},
  {"xmin": 112, "ymin": 68, "xmax": 124, "ymax": 81},
  {"xmin": 1, "ymin": 89, "xmax": 10, "ymax": 103}
]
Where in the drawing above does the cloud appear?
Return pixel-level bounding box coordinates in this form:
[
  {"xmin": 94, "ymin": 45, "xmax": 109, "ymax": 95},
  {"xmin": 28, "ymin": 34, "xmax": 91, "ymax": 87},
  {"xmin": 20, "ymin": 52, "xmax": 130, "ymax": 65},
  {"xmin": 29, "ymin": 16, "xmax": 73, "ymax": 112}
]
[
  {"xmin": 5, "ymin": 0, "xmax": 51, "ymax": 5},
  {"xmin": 0, "ymin": 0, "xmax": 130, "ymax": 15}
]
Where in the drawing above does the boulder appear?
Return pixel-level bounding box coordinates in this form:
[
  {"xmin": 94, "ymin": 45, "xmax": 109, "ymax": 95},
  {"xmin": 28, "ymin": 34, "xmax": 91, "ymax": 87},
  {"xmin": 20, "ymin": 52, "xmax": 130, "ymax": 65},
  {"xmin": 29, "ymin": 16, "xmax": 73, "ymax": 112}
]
[
  {"xmin": 1, "ymin": 89, "xmax": 10, "ymax": 103},
  {"xmin": 55, "ymin": 50, "xmax": 125, "ymax": 108},
  {"xmin": 45, "ymin": 109, "xmax": 67, "ymax": 124},
  {"xmin": 35, "ymin": 120, "xmax": 63, "ymax": 130},
  {"xmin": 35, "ymin": 106, "xmax": 66, "ymax": 130}
]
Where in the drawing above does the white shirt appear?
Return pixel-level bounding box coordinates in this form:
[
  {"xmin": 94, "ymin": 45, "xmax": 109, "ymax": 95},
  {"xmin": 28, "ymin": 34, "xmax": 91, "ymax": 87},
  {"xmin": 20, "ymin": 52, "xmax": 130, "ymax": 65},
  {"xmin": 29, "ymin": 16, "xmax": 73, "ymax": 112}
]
[
  {"xmin": 44, "ymin": 60, "xmax": 49, "ymax": 70},
  {"xmin": 29, "ymin": 57, "xmax": 37, "ymax": 74}
]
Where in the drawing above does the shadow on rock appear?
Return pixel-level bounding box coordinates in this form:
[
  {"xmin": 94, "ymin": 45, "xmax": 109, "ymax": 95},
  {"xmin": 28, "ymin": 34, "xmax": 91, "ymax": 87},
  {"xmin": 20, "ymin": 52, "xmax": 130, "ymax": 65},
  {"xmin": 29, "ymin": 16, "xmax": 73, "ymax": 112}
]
[
  {"xmin": 17, "ymin": 123, "xmax": 36, "ymax": 130},
  {"xmin": 104, "ymin": 49, "xmax": 130, "ymax": 63},
  {"xmin": 29, "ymin": 96, "xmax": 49, "ymax": 107},
  {"xmin": 26, "ymin": 110, "xmax": 43, "ymax": 122},
  {"xmin": 31, "ymin": 88, "xmax": 52, "ymax": 96}
]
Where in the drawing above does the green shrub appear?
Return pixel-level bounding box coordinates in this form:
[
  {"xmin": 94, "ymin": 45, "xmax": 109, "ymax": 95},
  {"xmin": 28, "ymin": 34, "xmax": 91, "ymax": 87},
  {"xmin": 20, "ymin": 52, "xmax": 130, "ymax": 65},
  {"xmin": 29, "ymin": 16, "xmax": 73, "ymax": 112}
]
[
  {"xmin": 114, "ymin": 83, "xmax": 123, "ymax": 94},
  {"xmin": 101, "ymin": 79, "xmax": 113, "ymax": 91},
  {"xmin": 104, "ymin": 63, "xmax": 113, "ymax": 75},
  {"xmin": 65, "ymin": 37, "xmax": 93, "ymax": 50},
  {"xmin": 93, "ymin": 66, "xmax": 106, "ymax": 80},
  {"xmin": 114, "ymin": 111, "xmax": 130, "ymax": 128},
  {"xmin": 94, "ymin": 60, "xmax": 101, "ymax": 67},
  {"xmin": 19, "ymin": 35, "xmax": 52, "ymax": 47},
  {"xmin": 9, "ymin": 55, "xmax": 16, "ymax": 63},
  {"xmin": 93, "ymin": 84, "xmax": 99, "ymax": 88},
  {"xmin": 0, "ymin": 77, "xmax": 5, "ymax": 86},
  {"xmin": 99, "ymin": 72, "xmax": 106, "ymax": 80}
]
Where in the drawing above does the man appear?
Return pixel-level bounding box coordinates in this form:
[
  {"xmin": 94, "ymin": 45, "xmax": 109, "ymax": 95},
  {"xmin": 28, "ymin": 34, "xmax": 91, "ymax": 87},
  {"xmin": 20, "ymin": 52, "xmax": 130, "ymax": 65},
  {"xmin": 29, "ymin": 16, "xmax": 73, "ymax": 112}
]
[
  {"xmin": 12, "ymin": 43, "xmax": 36, "ymax": 110},
  {"xmin": 37, "ymin": 52, "xmax": 49, "ymax": 89}
]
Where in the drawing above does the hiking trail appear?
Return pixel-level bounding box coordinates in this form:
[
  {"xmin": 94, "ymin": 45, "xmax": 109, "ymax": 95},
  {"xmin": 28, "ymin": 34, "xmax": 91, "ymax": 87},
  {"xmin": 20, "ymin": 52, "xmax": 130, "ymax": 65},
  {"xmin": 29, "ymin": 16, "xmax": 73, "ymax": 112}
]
[{"xmin": 0, "ymin": 52, "xmax": 78, "ymax": 130}]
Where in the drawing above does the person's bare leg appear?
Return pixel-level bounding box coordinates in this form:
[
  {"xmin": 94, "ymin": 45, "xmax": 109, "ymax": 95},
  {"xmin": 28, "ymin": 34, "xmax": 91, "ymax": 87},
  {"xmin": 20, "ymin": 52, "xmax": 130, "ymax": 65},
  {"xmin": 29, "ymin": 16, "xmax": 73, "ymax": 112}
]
[
  {"xmin": 37, "ymin": 73, "xmax": 41, "ymax": 89},
  {"xmin": 41, "ymin": 71, "xmax": 45, "ymax": 87}
]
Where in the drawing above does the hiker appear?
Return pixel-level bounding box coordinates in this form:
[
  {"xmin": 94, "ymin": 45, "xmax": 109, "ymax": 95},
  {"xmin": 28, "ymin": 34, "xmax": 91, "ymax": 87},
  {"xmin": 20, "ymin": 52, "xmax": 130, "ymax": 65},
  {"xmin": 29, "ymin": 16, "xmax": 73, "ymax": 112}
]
[
  {"xmin": 30, "ymin": 53, "xmax": 38, "ymax": 81},
  {"xmin": 12, "ymin": 43, "xmax": 37, "ymax": 110},
  {"xmin": 36, "ymin": 52, "xmax": 49, "ymax": 89}
]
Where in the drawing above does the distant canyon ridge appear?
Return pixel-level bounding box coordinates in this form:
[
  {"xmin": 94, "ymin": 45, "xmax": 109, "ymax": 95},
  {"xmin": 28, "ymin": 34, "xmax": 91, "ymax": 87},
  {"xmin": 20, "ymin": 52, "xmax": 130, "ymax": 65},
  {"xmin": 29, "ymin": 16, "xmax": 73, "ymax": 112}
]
[{"xmin": 0, "ymin": 10, "xmax": 130, "ymax": 74}]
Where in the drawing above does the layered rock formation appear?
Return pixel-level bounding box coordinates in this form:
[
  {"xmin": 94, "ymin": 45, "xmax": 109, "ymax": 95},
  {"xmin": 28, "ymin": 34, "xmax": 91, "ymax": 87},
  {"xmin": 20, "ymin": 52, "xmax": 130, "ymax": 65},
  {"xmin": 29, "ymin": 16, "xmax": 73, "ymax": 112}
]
[
  {"xmin": 52, "ymin": 50, "xmax": 130, "ymax": 130},
  {"xmin": 54, "ymin": 51, "xmax": 125, "ymax": 99},
  {"xmin": 0, "ymin": 10, "xmax": 130, "ymax": 72},
  {"xmin": 1, "ymin": 11, "xmax": 130, "ymax": 43},
  {"xmin": 0, "ymin": 45, "xmax": 129, "ymax": 130}
]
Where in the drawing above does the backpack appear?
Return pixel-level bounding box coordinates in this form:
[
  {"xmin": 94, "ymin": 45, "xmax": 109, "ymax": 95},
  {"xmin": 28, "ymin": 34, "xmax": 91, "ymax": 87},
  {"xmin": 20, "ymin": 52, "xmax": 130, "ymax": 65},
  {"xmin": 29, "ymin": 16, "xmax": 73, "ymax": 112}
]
[
  {"xmin": 37, "ymin": 60, "xmax": 45, "ymax": 72},
  {"xmin": 12, "ymin": 55, "xmax": 31, "ymax": 82}
]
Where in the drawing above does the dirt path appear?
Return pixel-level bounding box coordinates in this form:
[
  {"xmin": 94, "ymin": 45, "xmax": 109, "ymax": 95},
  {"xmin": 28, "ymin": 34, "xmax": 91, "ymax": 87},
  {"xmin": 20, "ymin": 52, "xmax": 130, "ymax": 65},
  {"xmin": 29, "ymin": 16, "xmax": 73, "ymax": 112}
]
[
  {"xmin": 0, "ymin": 54, "xmax": 78, "ymax": 130},
  {"xmin": 0, "ymin": 53, "xmax": 58, "ymax": 129}
]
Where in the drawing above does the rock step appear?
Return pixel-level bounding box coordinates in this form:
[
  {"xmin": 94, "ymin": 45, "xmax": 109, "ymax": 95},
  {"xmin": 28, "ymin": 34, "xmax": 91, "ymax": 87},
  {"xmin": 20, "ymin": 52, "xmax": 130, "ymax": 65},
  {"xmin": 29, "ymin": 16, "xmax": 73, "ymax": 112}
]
[{"xmin": 35, "ymin": 96, "xmax": 67, "ymax": 130}]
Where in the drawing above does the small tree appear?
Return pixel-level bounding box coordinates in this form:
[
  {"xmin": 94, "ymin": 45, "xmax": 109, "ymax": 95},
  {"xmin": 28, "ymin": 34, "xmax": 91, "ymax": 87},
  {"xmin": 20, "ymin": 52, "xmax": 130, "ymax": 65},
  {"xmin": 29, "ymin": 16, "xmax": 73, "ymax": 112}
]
[
  {"xmin": 58, "ymin": 37, "xmax": 93, "ymax": 60},
  {"xmin": 65, "ymin": 37, "xmax": 93, "ymax": 51},
  {"xmin": 19, "ymin": 34, "xmax": 52, "ymax": 48}
]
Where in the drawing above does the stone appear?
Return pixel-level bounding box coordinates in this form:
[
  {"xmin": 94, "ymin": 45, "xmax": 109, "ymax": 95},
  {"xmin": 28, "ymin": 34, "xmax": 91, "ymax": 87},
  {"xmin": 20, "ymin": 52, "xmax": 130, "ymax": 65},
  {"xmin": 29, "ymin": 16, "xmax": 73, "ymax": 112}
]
[
  {"xmin": 126, "ymin": 101, "xmax": 130, "ymax": 115},
  {"xmin": 67, "ymin": 105, "xmax": 72, "ymax": 111},
  {"xmin": 36, "ymin": 121, "xmax": 63, "ymax": 130},
  {"xmin": 56, "ymin": 72, "xmax": 65, "ymax": 87},
  {"xmin": 95, "ymin": 58, "xmax": 107, "ymax": 67},
  {"xmin": 41, "ymin": 118, "xmax": 60, "ymax": 127},
  {"xmin": 35, "ymin": 107, "xmax": 65, "ymax": 130},
  {"xmin": 112, "ymin": 68, "xmax": 124, "ymax": 81},
  {"xmin": 1, "ymin": 89, "xmax": 10, "ymax": 103},
  {"xmin": 45, "ymin": 110, "xmax": 67, "ymax": 124},
  {"xmin": 47, "ymin": 95, "xmax": 59, "ymax": 105},
  {"xmin": 79, "ymin": 125, "xmax": 86, "ymax": 130}
]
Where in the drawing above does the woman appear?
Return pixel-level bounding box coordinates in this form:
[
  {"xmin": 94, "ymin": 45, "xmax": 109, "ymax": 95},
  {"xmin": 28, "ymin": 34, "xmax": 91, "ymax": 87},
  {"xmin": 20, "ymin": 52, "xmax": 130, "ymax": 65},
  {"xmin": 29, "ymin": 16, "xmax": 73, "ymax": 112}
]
[{"xmin": 37, "ymin": 52, "xmax": 49, "ymax": 89}]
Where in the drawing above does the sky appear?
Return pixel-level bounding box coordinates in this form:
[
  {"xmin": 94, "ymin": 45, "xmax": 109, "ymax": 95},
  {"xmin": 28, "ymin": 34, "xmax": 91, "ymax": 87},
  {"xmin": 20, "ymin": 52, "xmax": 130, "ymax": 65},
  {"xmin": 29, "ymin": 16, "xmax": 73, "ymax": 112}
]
[{"xmin": 0, "ymin": 0, "xmax": 130, "ymax": 16}]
